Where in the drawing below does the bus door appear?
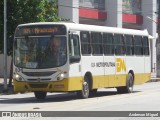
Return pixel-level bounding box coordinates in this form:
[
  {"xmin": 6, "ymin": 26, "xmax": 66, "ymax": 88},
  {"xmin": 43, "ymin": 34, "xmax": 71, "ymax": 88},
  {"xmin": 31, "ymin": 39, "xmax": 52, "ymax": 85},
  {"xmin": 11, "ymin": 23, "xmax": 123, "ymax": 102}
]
[{"xmin": 68, "ymin": 31, "xmax": 82, "ymax": 90}]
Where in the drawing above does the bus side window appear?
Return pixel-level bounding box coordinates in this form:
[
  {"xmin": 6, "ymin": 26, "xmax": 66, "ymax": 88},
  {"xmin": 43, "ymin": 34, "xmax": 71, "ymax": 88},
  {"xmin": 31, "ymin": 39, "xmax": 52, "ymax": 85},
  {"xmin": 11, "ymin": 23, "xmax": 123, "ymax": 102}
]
[
  {"xmin": 80, "ymin": 31, "xmax": 91, "ymax": 55},
  {"xmin": 114, "ymin": 34, "xmax": 125, "ymax": 55},
  {"xmin": 125, "ymin": 35, "xmax": 134, "ymax": 56},
  {"xmin": 142, "ymin": 36, "xmax": 149, "ymax": 56},
  {"xmin": 103, "ymin": 33, "xmax": 114, "ymax": 55},
  {"xmin": 134, "ymin": 36, "xmax": 143, "ymax": 56},
  {"xmin": 91, "ymin": 32, "xmax": 103, "ymax": 55},
  {"xmin": 69, "ymin": 34, "xmax": 81, "ymax": 63}
]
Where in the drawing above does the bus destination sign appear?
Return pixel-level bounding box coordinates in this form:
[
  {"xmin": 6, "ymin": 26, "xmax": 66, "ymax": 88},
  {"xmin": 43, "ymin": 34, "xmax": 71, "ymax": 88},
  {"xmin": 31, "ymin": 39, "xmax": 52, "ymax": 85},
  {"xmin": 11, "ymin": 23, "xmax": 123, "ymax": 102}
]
[
  {"xmin": 23, "ymin": 27, "xmax": 58, "ymax": 34},
  {"xmin": 15, "ymin": 25, "xmax": 66, "ymax": 36}
]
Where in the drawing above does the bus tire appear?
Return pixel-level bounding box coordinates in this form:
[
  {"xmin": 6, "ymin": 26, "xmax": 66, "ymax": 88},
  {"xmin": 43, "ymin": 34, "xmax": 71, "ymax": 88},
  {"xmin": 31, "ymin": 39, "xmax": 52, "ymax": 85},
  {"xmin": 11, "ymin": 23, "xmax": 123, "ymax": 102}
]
[
  {"xmin": 34, "ymin": 91, "xmax": 47, "ymax": 99},
  {"xmin": 77, "ymin": 76, "xmax": 90, "ymax": 99},
  {"xmin": 117, "ymin": 73, "xmax": 134, "ymax": 93},
  {"xmin": 126, "ymin": 73, "xmax": 134, "ymax": 93}
]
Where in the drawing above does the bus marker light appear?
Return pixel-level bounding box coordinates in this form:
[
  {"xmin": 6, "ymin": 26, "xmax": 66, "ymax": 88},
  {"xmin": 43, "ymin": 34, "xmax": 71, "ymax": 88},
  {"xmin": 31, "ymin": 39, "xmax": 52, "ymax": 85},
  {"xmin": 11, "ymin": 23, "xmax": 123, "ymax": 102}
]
[{"xmin": 64, "ymin": 71, "xmax": 67, "ymax": 74}]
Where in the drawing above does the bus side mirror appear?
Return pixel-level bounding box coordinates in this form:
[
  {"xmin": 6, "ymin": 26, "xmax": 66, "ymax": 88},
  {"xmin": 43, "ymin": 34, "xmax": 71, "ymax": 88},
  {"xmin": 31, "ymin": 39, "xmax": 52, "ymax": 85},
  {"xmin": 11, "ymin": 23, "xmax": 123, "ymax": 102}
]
[{"xmin": 70, "ymin": 56, "xmax": 80, "ymax": 63}]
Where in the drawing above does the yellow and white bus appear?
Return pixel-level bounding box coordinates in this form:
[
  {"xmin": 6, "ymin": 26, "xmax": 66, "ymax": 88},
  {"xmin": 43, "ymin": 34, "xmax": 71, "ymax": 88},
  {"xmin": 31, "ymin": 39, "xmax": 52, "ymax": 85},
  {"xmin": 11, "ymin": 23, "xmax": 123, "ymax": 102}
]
[{"xmin": 13, "ymin": 22, "xmax": 151, "ymax": 99}]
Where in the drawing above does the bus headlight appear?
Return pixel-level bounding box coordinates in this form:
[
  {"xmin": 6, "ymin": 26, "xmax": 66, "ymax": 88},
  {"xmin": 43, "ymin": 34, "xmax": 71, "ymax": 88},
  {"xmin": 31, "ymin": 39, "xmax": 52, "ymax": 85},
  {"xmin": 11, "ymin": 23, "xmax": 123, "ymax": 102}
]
[
  {"xmin": 57, "ymin": 73, "xmax": 65, "ymax": 81},
  {"xmin": 60, "ymin": 73, "xmax": 64, "ymax": 78},
  {"xmin": 14, "ymin": 74, "xmax": 24, "ymax": 81},
  {"xmin": 15, "ymin": 74, "xmax": 20, "ymax": 79}
]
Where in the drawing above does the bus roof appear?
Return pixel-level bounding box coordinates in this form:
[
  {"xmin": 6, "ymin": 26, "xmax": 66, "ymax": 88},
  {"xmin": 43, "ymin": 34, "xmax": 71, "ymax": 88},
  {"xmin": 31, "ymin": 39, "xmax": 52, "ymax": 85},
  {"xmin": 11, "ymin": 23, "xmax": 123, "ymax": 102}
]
[{"xmin": 17, "ymin": 22, "xmax": 149, "ymax": 36}]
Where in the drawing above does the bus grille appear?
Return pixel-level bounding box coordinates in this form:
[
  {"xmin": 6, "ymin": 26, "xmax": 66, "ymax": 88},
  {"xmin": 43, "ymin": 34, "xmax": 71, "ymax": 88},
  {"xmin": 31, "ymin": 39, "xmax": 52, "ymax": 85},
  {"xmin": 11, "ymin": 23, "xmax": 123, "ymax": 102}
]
[
  {"xmin": 23, "ymin": 71, "xmax": 56, "ymax": 76},
  {"xmin": 29, "ymin": 84, "xmax": 48, "ymax": 88},
  {"xmin": 27, "ymin": 78, "xmax": 51, "ymax": 82}
]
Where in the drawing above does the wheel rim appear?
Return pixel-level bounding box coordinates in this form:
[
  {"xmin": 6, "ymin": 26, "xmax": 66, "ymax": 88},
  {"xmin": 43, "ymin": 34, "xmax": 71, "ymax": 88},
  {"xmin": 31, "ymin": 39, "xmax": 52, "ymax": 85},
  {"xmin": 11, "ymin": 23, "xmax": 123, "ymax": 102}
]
[
  {"xmin": 128, "ymin": 75, "xmax": 133, "ymax": 92},
  {"xmin": 83, "ymin": 81, "xmax": 89, "ymax": 96}
]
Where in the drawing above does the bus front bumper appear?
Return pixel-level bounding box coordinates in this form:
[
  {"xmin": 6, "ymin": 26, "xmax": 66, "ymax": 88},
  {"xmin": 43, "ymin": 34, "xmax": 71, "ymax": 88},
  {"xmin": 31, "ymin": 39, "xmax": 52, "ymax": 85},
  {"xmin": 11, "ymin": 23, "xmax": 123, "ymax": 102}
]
[{"xmin": 13, "ymin": 77, "xmax": 83, "ymax": 93}]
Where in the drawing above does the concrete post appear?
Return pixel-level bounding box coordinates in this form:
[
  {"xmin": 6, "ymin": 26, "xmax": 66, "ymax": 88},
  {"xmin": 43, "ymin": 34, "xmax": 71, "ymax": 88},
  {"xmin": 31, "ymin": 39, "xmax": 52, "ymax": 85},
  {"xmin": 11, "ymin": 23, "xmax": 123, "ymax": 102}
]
[
  {"xmin": 105, "ymin": 0, "xmax": 122, "ymax": 28},
  {"xmin": 58, "ymin": 0, "xmax": 79, "ymax": 23},
  {"xmin": 157, "ymin": 0, "xmax": 160, "ymax": 77},
  {"xmin": 142, "ymin": 0, "xmax": 157, "ymax": 76}
]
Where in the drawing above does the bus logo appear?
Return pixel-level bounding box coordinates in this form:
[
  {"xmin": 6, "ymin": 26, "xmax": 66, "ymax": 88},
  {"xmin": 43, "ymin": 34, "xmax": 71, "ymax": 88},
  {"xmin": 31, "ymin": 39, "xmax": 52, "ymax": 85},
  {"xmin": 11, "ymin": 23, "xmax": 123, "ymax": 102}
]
[{"xmin": 116, "ymin": 58, "xmax": 126, "ymax": 72}]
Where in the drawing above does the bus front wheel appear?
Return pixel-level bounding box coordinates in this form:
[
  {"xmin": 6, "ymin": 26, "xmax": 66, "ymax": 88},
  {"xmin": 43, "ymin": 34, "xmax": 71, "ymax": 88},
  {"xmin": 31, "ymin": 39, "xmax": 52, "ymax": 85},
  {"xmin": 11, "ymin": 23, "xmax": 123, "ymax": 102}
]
[
  {"xmin": 77, "ymin": 76, "xmax": 90, "ymax": 99},
  {"xmin": 34, "ymin": 91, "xmax": 47, "ymax": 99},
  {"xmin": 117, "ymin": 73, "xmax": 134, "ymax": 93}
]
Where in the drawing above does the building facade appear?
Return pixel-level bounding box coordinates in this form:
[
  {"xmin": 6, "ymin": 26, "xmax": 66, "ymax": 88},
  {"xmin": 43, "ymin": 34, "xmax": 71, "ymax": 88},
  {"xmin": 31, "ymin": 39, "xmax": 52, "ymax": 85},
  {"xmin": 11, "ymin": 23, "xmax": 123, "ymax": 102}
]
[{"xmin": 58, "ymin": 0, "xmax": 158, "ymax": 76}]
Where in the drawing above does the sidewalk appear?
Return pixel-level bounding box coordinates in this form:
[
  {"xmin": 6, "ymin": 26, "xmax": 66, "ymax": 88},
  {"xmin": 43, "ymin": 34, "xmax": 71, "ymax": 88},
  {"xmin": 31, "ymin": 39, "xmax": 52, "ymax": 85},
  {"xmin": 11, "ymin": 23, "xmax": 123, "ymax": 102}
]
[
  {"xmin": 148, "ymin": 77, "xmax": 160, "ymax": 82},
  {"xmin": 0, "ymin": 78, "xmax": 14, "ymax": 94},
  {"xmin": 149, "ymin": 72, "xmax": 160, "ymax": 82}
]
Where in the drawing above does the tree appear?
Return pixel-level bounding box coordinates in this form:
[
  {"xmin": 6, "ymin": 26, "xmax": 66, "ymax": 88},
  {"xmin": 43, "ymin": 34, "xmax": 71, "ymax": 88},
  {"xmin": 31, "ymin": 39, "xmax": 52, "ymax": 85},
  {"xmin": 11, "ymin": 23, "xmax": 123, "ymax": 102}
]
[
  {"xmin": 0, "ymin": 0, "xmax": 59, "ymax": 53},
  {"xmin": 37, "ymin": 0, "xmax": 60, "ymax": 22},
  {"xmin": 0, "ymin": 1, "xmax": 4, "ymax": 53},
  {"xmin": 0, "ymin": 0, "xmax": 59, "ymax": 86}
]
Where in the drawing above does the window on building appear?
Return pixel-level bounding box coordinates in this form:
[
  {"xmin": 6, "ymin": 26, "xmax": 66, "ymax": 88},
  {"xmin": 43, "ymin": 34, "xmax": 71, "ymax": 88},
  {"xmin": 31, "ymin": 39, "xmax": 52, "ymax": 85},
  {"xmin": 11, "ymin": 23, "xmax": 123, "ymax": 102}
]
[
  {"xmin": 80, "ymin": 31, "xmax": 91, "ymax": 55},
  {"xmin": 79, "ymin": 0, "xmax": 105, "ymax": 10},
  {"xmin": 103, "ymin": 33, "xmax": 114, "ymax": 55},
  {"xmin": 142, "ymin": 36, "xmax": 149, "ymax": 55},
  {"xmin": 134, "ymin": 36, "xmax": 143, "ymax": 55},
  {"xmin": 125, "ymin": 35, "xmax": 134, "ymax": 55},
  {"xmin": 114, "ymin": 34, "xmax": 125, "ymax": 55},
  {"xmin": 91, "ymin": 32, "xmax": 103, "ymax": 55}
]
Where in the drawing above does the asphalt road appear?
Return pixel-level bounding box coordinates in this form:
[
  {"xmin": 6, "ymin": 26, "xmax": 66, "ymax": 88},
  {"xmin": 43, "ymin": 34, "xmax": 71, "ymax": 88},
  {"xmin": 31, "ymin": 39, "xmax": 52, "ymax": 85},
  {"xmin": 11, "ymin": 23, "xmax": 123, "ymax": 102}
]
[{"xmin": 0, "ymin": 82, "xmax": 160, "ymax": 120}]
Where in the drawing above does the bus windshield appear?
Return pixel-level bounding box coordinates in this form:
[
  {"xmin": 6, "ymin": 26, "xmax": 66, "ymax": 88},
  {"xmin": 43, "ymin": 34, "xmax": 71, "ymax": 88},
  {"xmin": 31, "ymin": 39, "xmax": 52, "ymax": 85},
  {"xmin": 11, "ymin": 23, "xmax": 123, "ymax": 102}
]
[{"xmin": 14, "ymin": 36, "xmax": 67, "ymax": 69}]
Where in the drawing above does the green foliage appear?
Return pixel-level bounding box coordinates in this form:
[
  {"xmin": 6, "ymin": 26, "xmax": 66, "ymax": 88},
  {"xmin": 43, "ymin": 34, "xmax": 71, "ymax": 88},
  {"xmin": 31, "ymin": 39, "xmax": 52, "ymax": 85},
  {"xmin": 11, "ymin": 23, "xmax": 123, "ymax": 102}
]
[
  {"xmin": 38, "ymin": 0, "xmax": 60, "ymax": 22},
  {"xmin": 0, "ymin": 1, "xmax": 4, "ymax": 53},
  {"xmin": 0, "ymin": 0, "xmax": 59, "ymax": 53}
]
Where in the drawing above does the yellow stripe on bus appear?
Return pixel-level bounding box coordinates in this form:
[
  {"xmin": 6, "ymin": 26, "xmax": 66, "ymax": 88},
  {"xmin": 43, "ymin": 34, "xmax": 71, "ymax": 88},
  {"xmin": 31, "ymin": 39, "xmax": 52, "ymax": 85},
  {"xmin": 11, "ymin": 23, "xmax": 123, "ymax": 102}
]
[{"xmin": 13, "ymin": 73, "xmax": 150, "ymax": 92}]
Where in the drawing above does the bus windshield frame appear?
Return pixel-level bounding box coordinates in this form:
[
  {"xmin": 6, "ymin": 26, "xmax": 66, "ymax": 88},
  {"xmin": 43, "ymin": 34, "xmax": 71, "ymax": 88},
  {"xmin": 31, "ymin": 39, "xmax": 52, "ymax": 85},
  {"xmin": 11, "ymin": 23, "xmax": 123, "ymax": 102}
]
[{"xmin": 14, "ymin": 24, "xmax": 68, "ymax": 69}]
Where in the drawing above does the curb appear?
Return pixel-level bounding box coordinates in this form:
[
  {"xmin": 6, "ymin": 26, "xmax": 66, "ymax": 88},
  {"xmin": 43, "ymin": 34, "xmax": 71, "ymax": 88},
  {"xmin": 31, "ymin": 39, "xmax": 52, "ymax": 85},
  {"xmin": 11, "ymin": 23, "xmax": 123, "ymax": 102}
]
[
  {"xmin": 148, "ymin": 78, "xmax": 160, "ymax": 82},
  {"xmin": 0, "ymin": 84, "xmax": 14, "ymax": 95}
]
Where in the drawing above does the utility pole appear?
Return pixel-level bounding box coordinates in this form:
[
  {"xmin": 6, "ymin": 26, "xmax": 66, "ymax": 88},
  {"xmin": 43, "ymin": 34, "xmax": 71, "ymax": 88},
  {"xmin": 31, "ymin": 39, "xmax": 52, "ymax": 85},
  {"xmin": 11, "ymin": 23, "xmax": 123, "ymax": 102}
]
[
  {"xmin": 156, "ymin": 1, "xmax": 160, "ymax": 77},
  {"xmin": 158, "ymin": 0, "xmax": 160, "ymax": 41},
  {"xmin": 3, "ymin": 0, "xmax": 7, "ymax": 90}
]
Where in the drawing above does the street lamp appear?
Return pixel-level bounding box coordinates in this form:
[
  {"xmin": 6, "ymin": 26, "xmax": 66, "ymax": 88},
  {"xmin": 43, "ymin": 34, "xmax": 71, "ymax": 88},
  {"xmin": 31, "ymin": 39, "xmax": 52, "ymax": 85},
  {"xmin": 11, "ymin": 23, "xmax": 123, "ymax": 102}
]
[
  {"xmin": 146, "ymin": 16, "xmax": 157, "ymax": 24},
  {"xmin": 3, "ymin": 0, "xmax": 7, "ymax": 90},
  {"xmin": 146, "ymin": 15, "xmax": 159, "ymax": 77}
]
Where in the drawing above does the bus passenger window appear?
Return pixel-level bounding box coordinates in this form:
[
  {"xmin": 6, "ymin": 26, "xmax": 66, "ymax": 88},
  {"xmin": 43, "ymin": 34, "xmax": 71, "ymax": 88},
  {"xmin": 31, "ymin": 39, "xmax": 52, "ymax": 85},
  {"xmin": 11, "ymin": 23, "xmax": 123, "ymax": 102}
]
[
  {"xmin": 103, "ymin": 33, "xmax": 114, "ymax": 55},
  {"xmin": 142, "ymin": 36, "xmax": 149, "ymax": 55},
  {"xmin": 80, "ymin": 31, "xmax": 91, "ymax": 55},
  {"xmin": 91, "ymin": 32, "xmax": 103, "ymax": 55},
  {"xmin": 114, "ymin": 34, "xmax": 125, "ymax": 55},
  {"xmin": 125, "ymin": 35, "xmax": 134, "ymax": 55},
  {"xmin": 134, "ymin": 36, "xmax": 143, "ymax": 55}
]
